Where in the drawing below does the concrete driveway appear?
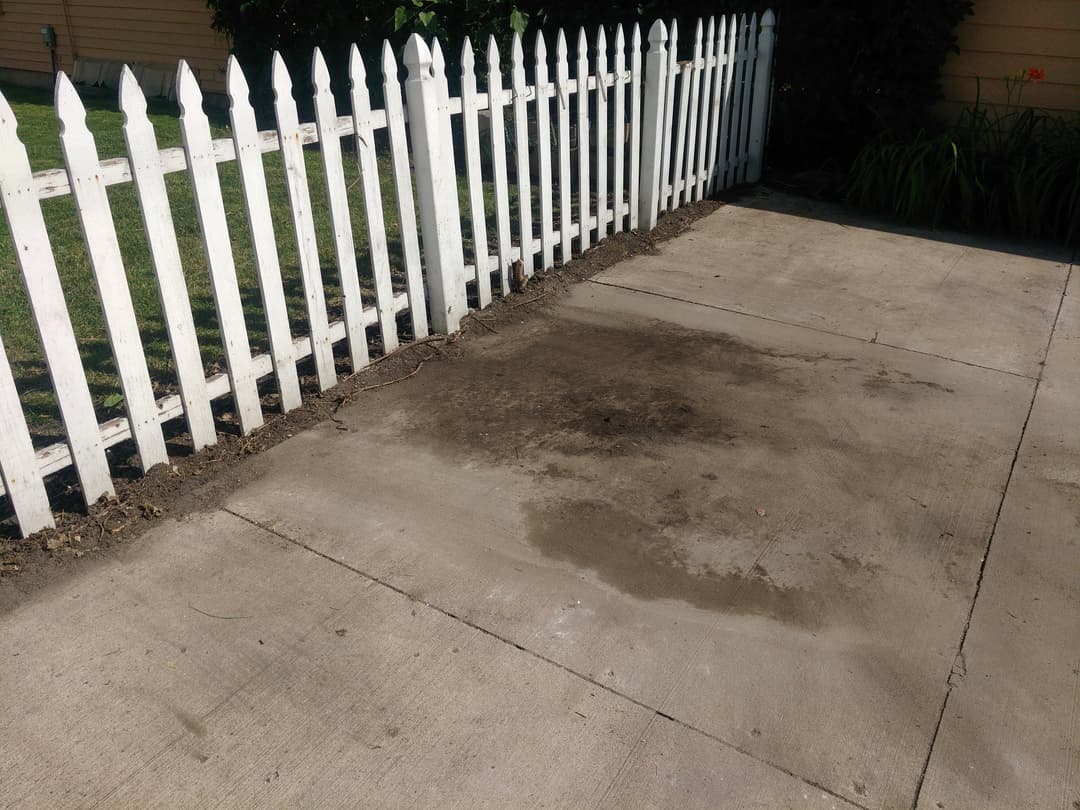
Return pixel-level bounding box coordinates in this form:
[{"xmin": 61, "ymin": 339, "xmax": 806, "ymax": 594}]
[{"xmin": 1, "ymin": 191, "xmax": 1076, "ymax": 809}]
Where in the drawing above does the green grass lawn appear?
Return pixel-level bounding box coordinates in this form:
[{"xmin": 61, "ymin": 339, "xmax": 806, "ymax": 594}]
[{"xmin": 0, "ymin": 81, "xmax": 506, "ymax": 439}]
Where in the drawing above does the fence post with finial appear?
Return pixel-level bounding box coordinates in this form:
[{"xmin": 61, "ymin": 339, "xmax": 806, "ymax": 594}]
[
  {"xmin": 638, "ymin": 20, "xmax": 668, "ymax": 230},
  {"xmin": 402, "ymin": 34, "xmax": 467, "ymax": 334}
]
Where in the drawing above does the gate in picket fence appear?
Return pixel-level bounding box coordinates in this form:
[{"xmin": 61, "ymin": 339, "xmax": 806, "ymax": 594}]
[{"xmin": 0, "ymin": 12, "xmax": 776, "ymax": 538}]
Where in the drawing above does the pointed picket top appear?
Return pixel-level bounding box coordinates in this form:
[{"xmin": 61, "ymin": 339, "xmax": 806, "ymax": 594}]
[
  {"xmin": 461, "ymin": 35, "xmax": 475, "ymax": 72},
  {"xmin": 487, "ymin": 34, "xmax": 501, "ymax": 71},
  {"xmin": 694, "ymin": 17, "xmax": 703, "ymax": 49},
  {"xmin": 648, "ymin": 19, "xmax": 666, "ymax": 47},
  {"xmin": 312, "ymin": 46, "xmax": 332, "ymax": 93},
  {"xmin": 596, "ymin": 25, "xmax": 609, "ymax": 107},
  {"xmin": 614, "ymin": 23, "xmax": 625, "ymax": 55},
  {"xmin": 54, "ymin": 71, "xmax": 87, "ymax": 133},
  {"xmin": 225, "ymin": 53, "xmax": 250, "ymax": 105},
  {"xmin": 632, "ymin": 22, "xmax": 641, "ymax": 51},
  {"xmin": 431, "ymin": 37, "xmax": 446, "ymax": 76},
  {"xmin": 511, "ymin": 31, "xmax": 524, "ymax": 70},
  {"xmin": 577, "ymin": 27, "xmax": 588, "ymax": 57},
  {"xmin": 404, "ymin": 33, "xmax": 432, "ymax": 76},
  {"xmin": 271, "ymin": 50, "xmax": 294, "ymax": 102},
  {"xmin": 176, "ymin": 59, "xmax": 204, "ymax": 116},
  {"xmin": 535, "ymin": 29, "xmax": 547, "ymax": 63},
  {"xmin": 556, "ymin": 28, "xmax": 568, "ymax": 60},
  {"xmin": 349, "ymin": 43, "xmax": 366, "ymax": 88},
  {"xmin": 762, "ymin": 9, "xmax": 776, "ymax": 29},
  {"xmin": 118, "ymin": 64, "xmax": 148, "ymax": 119},
  {"xmin": 381, "ymin": 39, "xmax": 400, "ymax": 86}
]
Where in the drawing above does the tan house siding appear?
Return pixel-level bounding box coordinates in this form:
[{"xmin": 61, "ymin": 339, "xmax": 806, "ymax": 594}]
[
  {"xmin": 0, "ymin": 0, "xmax": 229, "ymax": 94},
  {"xmin": 940, "ymin": 0, "xmax": 1080, "ymax": 116}
]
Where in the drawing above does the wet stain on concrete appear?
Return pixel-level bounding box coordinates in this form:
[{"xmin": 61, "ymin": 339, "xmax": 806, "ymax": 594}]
[{"xmin": 524, "ymin": 497, "xmax": 824, "ymax": 627}]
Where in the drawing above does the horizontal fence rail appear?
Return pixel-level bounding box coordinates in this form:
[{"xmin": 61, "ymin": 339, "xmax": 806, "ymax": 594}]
[{"xmin": 0, "ymin": 11, "xmax": 776, "ymax": 538}]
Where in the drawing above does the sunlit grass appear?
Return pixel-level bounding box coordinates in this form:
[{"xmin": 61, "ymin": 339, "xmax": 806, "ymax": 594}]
[{"xmin": 0, "ymin": 81, "xmax": 513, "ymax": 436}]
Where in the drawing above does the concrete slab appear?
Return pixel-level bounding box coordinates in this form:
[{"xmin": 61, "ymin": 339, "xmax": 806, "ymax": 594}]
[
  {"xmin": 0, "ymin": 510, "xmax": 364, "ymax": 806},
  {"xmin": 595, "ymin": 191, "xmax": 1070, "ymax": 377},
  {"xmin": 917, "ymin": 273, "xmax": 1080, "ymax": 809},
  {"xmin": 2, "ymin": 195, "xmax": 1068, "ymax": 808},
  {"xmin": 0, "ymin": 510, "xmax": 664, "ymax": 807},
  {"xmin": 226, "ymin": 279, "xmax": 1033, "ymax": 807}
]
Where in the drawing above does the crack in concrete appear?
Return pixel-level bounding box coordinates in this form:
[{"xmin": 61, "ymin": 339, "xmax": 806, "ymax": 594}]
[
  {"xmin": 909, "ymin": 258, "xmax": 1075, "ymax": 810},
  {"xmin": 587, "ymin": 278, "xmax": 1041, "ymax": 381}
]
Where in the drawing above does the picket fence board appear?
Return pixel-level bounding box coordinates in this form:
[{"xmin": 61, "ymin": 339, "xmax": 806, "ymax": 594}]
[
  {"xmin": 747, "ymin": 10, "xmax": 777, "ymax": 183},
  {"xmin": 737, "ymin": 14, "xmax": 758, "ymax": 184},
  {"xmin": 575, "ymin": 28, "xmax": 591, "ymax": 252},
  {"xmin": 0, "ymin": 331, "xmax": 54, "ymax": 533},
  {"xmin": 271, "ymin": 53, "xmax": 337, "ymax": 391},
  {"xmin": 57, "ymin": 73, "xmax": 170, "ymax": 472},
  {"xmin": 659, "ymin": 20, "xmax": 679, "ymax": 210},
  {"xmin": 727, "ymin": 16, "xmax": 749, "ymax": 189},
  {"xmin": 612, "ymin": 25, "xmax": 626, "ymax": 234},
  {"xmin": 511, "ymin": 34, "xmax": 534, "ymax": 275},
  {"xmin": 348, "ymin": 45, "xmax": 400, "ymax": 353},
  {"xmin": 535, "ymin": 32, "xmax": 555, "ymax": 271},
  {"xmin": 555, "ymin": 30, "xmax": 573, "ymax": 264},
  {"xmin": 671, "ymin": 60, "xmax": 692, "ymax": 211},
  {"xmin": 0, "ymin": 12, "xmax": 777, "ymax": 537},
  {"xmin": 595, "ymin": 27, "xmax": 610, "ymax": 237},
  {"xmin": 705, "ymin": 16, "xmax": 727, "ymax": 195},
  {"xmin": 486, "ymin": 37, "xmax": 514, "ymax": 296},
  {"xmin": 381, "ymin": 42, "xmax": 430, "ymax": 339},
  {"xmin": 460, "ymin": 38, "xmax": 493, "ymax": 307},
  {"xmin": 427, "ymin": 36, "xmax": 469, "ymax": 330},
  {"xmin": 177, "ymin": 60, "xmax": 264, "ymax": 436},
  {"xmin": 0, "ymin": 88, "xmax": 115, "ymax": 505},
  {"xmin": 686, "ymin": 22, "xmax": 704, "ymax": 207},
  {"xmin": 225, "ymin": 56, "xmax": 304, "ymax": 413},
  {"xmin": 694, "ymin": 17, "xmax": 716, "ymax": 201},
  {"xmin": 628, "ymin": 23, "xmax": 643, "ymax": 230},
  {"xmin": 715, "ymin": 15, "xmax": 738, "ymax": 192},
  {"xmin": 313, "ymin": 47, "xmax": 371, "ymax": 373}
]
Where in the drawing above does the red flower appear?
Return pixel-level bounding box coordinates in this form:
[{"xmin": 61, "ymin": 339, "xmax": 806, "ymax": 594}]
[{"xmin": 1026, "ymin": 67, "xmax": 1045, "ymax": 83}]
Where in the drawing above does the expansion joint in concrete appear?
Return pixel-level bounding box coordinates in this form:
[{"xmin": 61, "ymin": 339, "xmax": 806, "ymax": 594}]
[
  {"xmin": 223, "ymin": 507, "xmax": 869, "ymax": 810},
  {"xmin": 909, "ymin": 260, "xmax": 1074, "ymax": 810}
]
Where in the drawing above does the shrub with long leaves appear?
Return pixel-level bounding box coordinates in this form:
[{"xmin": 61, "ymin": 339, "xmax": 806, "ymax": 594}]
[{"xmin": 847, "ymin": 69, "xmax": 1080, "ymax": 247}]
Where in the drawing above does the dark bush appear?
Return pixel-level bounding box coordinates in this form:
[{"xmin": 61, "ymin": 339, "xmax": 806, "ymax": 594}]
[
  {"xmin": 206, "ymin": 0, "xmax": 973, "ymax": 171},
  {"xmin": 847, "ymin": 74, "xmax": 1080, "ymax": 247}
]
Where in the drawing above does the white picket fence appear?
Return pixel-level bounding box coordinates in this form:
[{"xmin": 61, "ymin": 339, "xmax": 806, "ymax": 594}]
[{"xmin": 0, "ymin": 12, "xmax": 776, "ymax": 538}]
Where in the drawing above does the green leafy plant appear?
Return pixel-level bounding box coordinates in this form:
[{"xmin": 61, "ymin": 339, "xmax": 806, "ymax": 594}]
[{"xmin": 847, "ymin": 68, "xmax": 1080, "ymax": 246}]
